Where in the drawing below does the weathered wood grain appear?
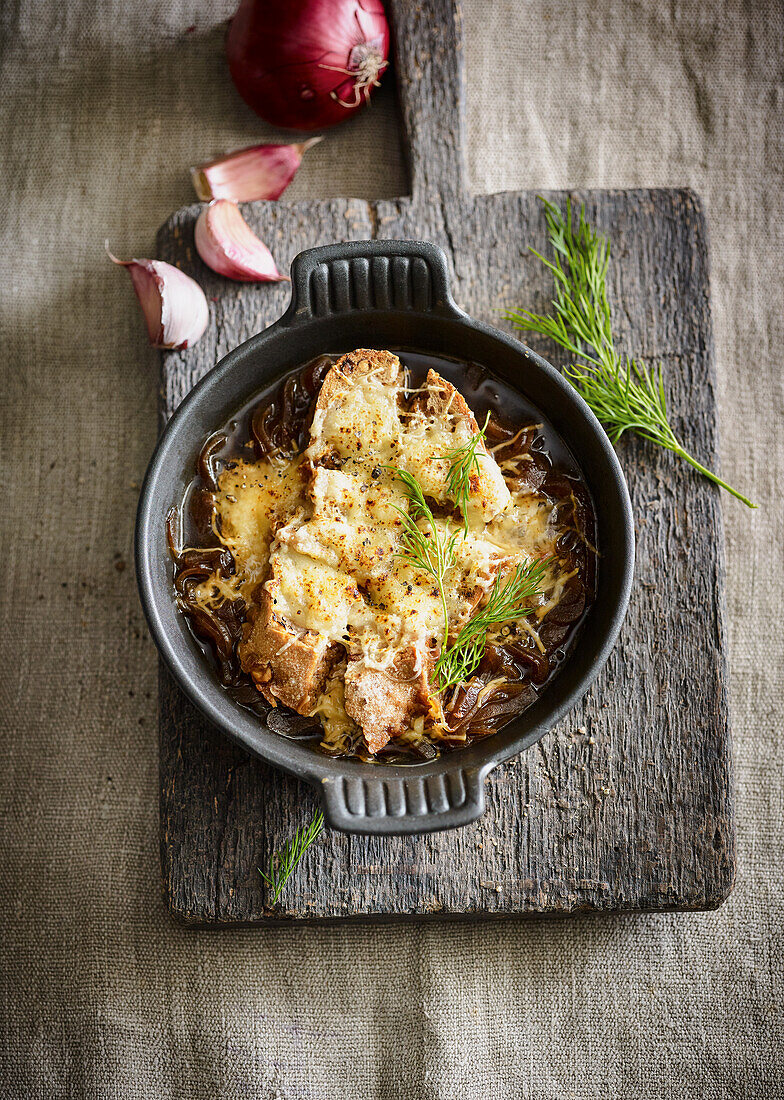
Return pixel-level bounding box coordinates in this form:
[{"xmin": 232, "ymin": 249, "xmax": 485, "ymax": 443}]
[{"xmin": 155, "ymin": 0, "xmax": 734, "ymax": 922}]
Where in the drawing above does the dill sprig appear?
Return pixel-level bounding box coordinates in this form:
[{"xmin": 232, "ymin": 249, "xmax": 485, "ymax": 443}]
[
  {"xmin": 504, "ymin": 197, "xmax": 755, "ymax": 509},
  {"xmin": 437, "ymin": 412, "xmax": 491, "ymax": 533},
  {"xmin": 387, "ymin": 468, "xmax": 551, "ymax": 693},
  {"xmin": 259, "ymin": 811, "xmax": 324, "ymax": 905},
  {"xmin": 386, "ymin": 467, "xmax": 458, "ymax": 652},
  {"xmin": 435, "ymin": 557, "xmax": 553, "ymax": 692}
]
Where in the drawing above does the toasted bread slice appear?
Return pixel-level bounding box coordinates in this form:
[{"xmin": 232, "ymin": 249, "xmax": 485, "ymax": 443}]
[
  {"xmin": 240, "ymin": 588, "xmax": 339, "ymax": 712},
  {"xmin": 239, "ymin": 541, "xmax": 367, "ymax": 713},
  {"xmin": 344, "ymin": 647, "xmax": 434, "ymax": 755},
  {"xmin": 313, "ymin": 348, "xmax": 402, "ymax": 411},
  {"xmin": 292, "ymin": 467, "xmax": 402, "ymax": 578},
  {"xmin": 307, "ymin": 349, "xmax": 404, "ymax": 467}
]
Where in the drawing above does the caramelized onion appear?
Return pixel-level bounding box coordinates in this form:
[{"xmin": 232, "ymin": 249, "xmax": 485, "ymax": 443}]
[
  {"xmin": 197, "ymin": 432, "xmax": 227, "ymax": 491},
  {"xmin": 250, "ymin": 354, "xmax": 332, "ymax": 458}
]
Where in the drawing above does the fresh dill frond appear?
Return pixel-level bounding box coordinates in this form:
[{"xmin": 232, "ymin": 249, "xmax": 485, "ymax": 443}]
[
  {"xmin": 504, "ymin": 197, "xmax": 755, "ymax": 508},
  {"xmin": 388, "ymin": 469, "xmax": 553, "ymax": 692},
  {"xmin": 259, "ymin": 811, "xmax": 324, "ymax": 905},
  {"xmin": 437, "ymin": 412, "xmax": 491, "ymax": 533},
  {"xmin": 435, "ymin": 557, "xmax": 554, "ymax": 692},
  {"xmin": 386, "ymin": 467, "xmax": 458, "ymax": 652}
]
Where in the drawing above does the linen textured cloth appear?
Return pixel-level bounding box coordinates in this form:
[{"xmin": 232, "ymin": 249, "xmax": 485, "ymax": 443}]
[{"xmin": 1, "ymin": 0, "xmax": 782, "ymax": 1096}]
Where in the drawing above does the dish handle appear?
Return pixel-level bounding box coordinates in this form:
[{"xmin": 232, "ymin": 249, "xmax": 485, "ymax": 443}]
[
  {"xmin": 281, "ymin": 239, "xmax": 465, "ymax": 324},
  {"xmin": 319, "ymin": 765, "xmax": 488, "ymax": 835}
]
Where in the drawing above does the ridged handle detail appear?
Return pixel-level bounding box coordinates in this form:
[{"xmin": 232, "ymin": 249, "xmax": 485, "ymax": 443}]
[
  {"xmin": 284, "ymin": 239, "xmax": 462, "ymax": 323},
  {"xmin": 321, "ymin": 767, "xmax": 485, "ymax": 835}
]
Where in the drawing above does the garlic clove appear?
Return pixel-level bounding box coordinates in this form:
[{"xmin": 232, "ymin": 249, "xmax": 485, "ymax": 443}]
[
  {"xmin": 194, "ymin": 200, "xmax": 289, "ymax": 283},
  {"xmin": 109, "ymin": 249, "xmax": 209, "ymax": 349},
  {"xmin": 190, "ymin": 137, "xmax": 322, "ymax": 202}
]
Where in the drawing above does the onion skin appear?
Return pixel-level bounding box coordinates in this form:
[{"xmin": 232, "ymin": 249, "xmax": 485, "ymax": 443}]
[
  {"xmin": 191, "ymin": 138, "xmax": 321, "ymax": 203},
  {"xmin": 109, "ymin": 252, "xmax": 209, "ymax": 349},
  {"xmin": 194, "ymin": 200, "xmax": 289, "ymax": 283},
  {"xmin": 226, "ymin": 0, "xmax": 390, "ymax": 131}
]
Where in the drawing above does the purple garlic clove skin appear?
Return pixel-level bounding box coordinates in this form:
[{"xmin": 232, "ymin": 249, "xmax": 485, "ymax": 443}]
[
  {"xmin": 190, "ymin": 137, "xmax": 322, "ymax": 203},
  {"xmin": 109, "ymin": 251, "xmax": 209, "ymax": 350},
  {"xmin": 194, "ymin": 200, "xmax": 289, "ymax": 283}
]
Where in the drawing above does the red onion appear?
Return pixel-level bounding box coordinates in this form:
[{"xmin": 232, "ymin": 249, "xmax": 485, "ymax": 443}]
[{"xmin": 226, "ymin": 0, "xmax": 390, "ymax": 132}]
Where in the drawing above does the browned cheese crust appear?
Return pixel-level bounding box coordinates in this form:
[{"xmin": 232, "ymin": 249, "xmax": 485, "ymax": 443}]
[{"xmin": 305, "ymin": 348, "xmax": 404, "ymax": 471}]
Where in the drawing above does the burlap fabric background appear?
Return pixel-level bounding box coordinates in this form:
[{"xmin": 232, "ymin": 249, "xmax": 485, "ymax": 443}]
[{"xmin": 2, "ymin": 0, "xmax": 782, "ymax": 1095}]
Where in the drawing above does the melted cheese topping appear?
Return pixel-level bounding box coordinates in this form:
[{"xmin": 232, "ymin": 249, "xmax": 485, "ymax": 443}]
[
  {"xmin": 195, "ymin": 455, "xmax": 304, "ymax": 606},
  {"xmin": 485, "ymin": 491, "xmax": 559, "ymax": 559},
  {"xmin": 308, "ymin": 371, "xmax": 402, "ymax": 467},
  {"xmin": 307, "ymin": 366, "xmax": 511, "ymax": 524},
  {"xmin": 311, "ymin": 674, "xmax": 357, "ymax": 755},
  {"xmin": 267, "ymin": 466, "xmax": 512, "ymax": 668},
  {"xmin": 266, "ymin": 545, "xmax": 370, "ymax": 638},
  {"xmin": 199, "ymin": 351, "xmax": 584, "ymax": 755},
  {"xmin": 397, "ymin": 411, "xmax": 511, "ymax": 526},
  {"xmin": 287, "ymin": 468, "xmax": 402, "ymax": 577}
]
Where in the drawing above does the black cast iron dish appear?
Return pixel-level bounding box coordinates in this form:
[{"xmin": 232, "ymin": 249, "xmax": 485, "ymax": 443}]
[{"xmin": 136, "ymin": 240, "xmax": 635, "ymax": 835}]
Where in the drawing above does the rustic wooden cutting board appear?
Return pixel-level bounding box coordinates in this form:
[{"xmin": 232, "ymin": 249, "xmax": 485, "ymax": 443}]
[{"xmin": 155, "ymin": 0, "xmax": 734, "ymax": 922}]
